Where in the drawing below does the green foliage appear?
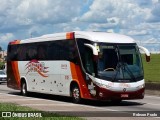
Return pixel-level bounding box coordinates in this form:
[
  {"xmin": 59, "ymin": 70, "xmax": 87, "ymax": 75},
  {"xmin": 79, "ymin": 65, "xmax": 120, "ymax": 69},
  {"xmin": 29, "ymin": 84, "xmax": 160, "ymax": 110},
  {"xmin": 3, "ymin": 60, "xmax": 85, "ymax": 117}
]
[
  {"xmin": 0, "ymin": 62, "xmax": 5, "ymax": 70},
  {"xmin": 142, "ymin": 54, "xmax": 160, "ymax": 83}
]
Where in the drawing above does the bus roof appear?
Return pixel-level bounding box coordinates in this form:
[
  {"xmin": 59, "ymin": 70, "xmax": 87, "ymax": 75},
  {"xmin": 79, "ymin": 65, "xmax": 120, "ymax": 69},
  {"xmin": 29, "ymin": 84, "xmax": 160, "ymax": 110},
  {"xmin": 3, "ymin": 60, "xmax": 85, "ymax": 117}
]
[
  {"xmin": 11, "ymin": 31, "xmax": 136, "ymax": 44},
  {"xmin": 74, "ymin": 31, "xmax": 135, "ymax": 43}
]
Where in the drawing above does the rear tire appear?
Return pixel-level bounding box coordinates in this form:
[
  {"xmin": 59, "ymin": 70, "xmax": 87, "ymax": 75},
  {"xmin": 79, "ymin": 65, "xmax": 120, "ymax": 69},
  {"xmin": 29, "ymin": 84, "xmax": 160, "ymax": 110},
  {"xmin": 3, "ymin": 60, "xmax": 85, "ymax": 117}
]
[
  {"xmin": 21, "ymin": 81, "xmax": 27, "ymax": 96},
  {"xmin": 71, "ymin": 85, "xmax": 81, "ymax": 104}
]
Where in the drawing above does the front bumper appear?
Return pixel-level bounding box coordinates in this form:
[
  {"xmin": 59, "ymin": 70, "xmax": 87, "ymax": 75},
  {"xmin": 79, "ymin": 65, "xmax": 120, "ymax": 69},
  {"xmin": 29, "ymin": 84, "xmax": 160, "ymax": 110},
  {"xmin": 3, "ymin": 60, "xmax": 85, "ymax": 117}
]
[{"xmin": 97, "ymin": 87, "xmax": 145, "ymax": 101}]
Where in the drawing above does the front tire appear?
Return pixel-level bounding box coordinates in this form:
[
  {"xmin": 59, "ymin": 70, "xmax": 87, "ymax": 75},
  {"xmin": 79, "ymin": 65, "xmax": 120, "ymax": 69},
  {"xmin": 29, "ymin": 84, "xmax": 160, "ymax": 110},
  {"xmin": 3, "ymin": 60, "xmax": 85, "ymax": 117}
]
[
  {"xmin": 21, "ymin": 81, "xmax": 27, "ymax": 96},
  {"xmin": 71, "ymin": 85, "xmax": 81, "ymax": 104}
]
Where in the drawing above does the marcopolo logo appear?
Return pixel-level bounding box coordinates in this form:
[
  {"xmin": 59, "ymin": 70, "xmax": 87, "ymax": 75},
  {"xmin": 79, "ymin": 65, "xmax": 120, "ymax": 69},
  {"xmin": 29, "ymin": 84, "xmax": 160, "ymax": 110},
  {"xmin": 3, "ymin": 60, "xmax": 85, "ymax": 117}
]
[{"xmin": 25, "ymin": 59, "xmax": 49, "ymax": 77}]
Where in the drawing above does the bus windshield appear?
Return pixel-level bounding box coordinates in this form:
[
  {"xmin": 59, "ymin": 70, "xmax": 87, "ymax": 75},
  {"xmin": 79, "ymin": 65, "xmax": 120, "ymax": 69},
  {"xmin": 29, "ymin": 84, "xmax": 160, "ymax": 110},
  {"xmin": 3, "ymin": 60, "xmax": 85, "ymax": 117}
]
[{"xmin": 97, "ymin": 43, "xmax": 143, "ymax": 82}]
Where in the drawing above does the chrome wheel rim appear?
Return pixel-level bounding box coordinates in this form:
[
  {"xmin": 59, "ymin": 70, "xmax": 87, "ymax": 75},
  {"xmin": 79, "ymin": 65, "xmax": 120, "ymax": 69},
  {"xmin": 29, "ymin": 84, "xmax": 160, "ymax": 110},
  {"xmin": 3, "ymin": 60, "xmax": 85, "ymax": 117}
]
[
  {"xmin": 22, "ymin": 83, "xmax": 26, "ymax": 94},
  {"xmin": 73, "ymin": 88, "xmax": 79, "ymax": 99}
]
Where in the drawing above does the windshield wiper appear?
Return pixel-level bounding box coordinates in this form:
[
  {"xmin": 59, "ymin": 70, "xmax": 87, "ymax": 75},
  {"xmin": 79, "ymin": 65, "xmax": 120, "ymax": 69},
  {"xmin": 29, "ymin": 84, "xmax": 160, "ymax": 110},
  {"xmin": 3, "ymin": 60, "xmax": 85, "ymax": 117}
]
[
  {"xmin": 113, "ymin": 45, "xmax": 136, "ymax": 82},
  {"xmin": 120, "ymin": 62, "xmax": 136, "ymax": 82},
  {"xmin": 112, "ymin": 62, "xmax": 136, "ymax": 82}
]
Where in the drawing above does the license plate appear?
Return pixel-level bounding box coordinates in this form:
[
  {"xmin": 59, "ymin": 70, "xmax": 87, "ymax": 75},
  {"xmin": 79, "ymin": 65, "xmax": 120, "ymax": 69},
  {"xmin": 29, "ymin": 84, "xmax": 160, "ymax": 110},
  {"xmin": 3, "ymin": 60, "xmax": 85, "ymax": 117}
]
[{"xmin": 121, "ymin": 94, "xmax": 128, "ymax": 98}]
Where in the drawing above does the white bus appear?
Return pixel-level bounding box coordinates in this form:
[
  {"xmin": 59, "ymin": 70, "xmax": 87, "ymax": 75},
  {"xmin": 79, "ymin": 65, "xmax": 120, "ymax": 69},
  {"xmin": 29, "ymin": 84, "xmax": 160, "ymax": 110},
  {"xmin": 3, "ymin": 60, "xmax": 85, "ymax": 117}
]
[{"xmin": 7, "ymin": 31, "xmax": 150, "ymax": 103}]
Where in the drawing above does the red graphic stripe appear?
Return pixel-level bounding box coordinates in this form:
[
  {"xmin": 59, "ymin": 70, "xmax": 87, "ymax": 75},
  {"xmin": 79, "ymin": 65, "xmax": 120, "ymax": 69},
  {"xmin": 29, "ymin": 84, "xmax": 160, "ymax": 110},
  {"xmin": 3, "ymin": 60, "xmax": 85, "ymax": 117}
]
[
  {"xmin": 70, "ymin": 62, "xmax": 91, "ymax": 99},
  {"xmin": 37, "ymin": 70, "xmax": 48, "ymax": 77},
  {"xmin": 11, "ymin": 61, "xmax": 21, "ymax": 89}
]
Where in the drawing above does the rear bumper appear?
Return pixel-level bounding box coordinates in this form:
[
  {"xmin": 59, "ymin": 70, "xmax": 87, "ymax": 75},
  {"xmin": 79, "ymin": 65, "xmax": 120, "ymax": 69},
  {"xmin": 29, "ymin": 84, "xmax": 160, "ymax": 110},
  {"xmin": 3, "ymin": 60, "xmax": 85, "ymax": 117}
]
[{"xmin": 97, "ymin": 87, "xmax": 145, "ymax": 101}]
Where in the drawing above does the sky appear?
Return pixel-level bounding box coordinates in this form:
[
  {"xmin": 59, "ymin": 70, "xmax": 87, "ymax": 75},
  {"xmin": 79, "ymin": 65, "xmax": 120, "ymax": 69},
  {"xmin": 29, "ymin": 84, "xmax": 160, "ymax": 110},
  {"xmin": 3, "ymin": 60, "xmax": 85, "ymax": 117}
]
[{"xmin": 0, "ymin": 0, "xmax": 160, "ymax": 52}]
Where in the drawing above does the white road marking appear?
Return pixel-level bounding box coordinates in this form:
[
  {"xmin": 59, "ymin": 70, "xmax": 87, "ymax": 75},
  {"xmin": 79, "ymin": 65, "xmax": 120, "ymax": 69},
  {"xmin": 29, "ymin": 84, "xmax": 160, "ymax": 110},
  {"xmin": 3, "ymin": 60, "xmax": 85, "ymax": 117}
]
[
  {"xmin": 0, "ymin": 93, "xmax": 66, "ymax": 103},
  {"xmin": 145, "ymin": 95, "xmax": 160, "ymax": 99},
  {"xmin": 146, "ymin": 103, "xmax": 160, "ymax": 106},
  {"xmin": 154, "ymin": 117, "xmax": 160, "ymax": 119}
]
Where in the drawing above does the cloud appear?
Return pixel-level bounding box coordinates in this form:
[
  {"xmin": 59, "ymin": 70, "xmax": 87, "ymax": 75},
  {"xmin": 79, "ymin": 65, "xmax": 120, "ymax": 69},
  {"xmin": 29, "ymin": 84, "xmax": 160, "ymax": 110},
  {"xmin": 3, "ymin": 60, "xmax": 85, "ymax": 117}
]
[
  {"xmin": 0, "ymin": 0, "xmax": 85, "ymax": 33},
  {"xmin": 78, "ymin": 0, "xmax": 153, "ymax": 33},
  {"xmin": 0, "ymin": 0, "xmax": 87, "ymax": 49},
  {"xmin": 0, "ymin": 33, "xmax": 14, "ymax": 41},
  {"xmin": 132, "ymin": 0, "xmax": 153, "ymax": 7},
  {"xmin": 147, "ymin": 2, "xmax": 160, "ymax": 22},
  {"xmin": 79, "ymin": 0, "xmax": 160, "ymax": 52},
  {"xmin": 140, "ymin": 38, "xmax": 160, "ymax": 53},
  {"xmin": 0, "ymin": 33, "xmax": 15, "ymax": 49},
  {"xmin": 127, "ymin": 30, "xmax": 148, "ymax": 36},
  {"xmin": 144, "ymin": 38, "xmax": 160, "ymax": 43},
  {"xmin": 0, "ymin": 0, "xmax": 160, "ymax": 52}
]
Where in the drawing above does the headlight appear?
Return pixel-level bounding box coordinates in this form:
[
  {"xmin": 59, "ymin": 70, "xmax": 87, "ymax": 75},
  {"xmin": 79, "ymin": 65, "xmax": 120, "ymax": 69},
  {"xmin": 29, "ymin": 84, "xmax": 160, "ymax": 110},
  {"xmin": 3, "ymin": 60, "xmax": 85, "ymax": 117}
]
[
  {"xmin": 137, "ymin": 84, "xmax": 145, "ymax": 89},
  {"xmin": 94, "ymin": 81, "xmax": 111, "ymax": 89}
]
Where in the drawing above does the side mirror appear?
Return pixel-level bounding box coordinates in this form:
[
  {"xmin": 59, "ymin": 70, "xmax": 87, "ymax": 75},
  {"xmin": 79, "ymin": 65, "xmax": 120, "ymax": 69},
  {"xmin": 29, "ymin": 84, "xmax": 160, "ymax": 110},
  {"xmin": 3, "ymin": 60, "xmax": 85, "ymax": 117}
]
[
  {"xmin": 84, "ymin": 44, "xmax": 98, "ymax": 61},
  {"xmin": 138, "ymin": 46, "xmax": 150, "ymax": 62},
  {"xmin": 84, "ymin": 44, "xmax": 98, "ymax": 55}
]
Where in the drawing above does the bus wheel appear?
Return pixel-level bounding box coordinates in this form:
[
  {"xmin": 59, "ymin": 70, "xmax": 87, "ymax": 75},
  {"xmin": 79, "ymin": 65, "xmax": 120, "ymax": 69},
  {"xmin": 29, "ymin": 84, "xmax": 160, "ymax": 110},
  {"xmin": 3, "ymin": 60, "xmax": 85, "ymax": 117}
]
[
  {"xmin": 71, "ymin": 85, "xmax": 81, "ymax": 104},
  {"xmin": 21, "ymin": 81, "xmax": 27, "ymax": 96}
]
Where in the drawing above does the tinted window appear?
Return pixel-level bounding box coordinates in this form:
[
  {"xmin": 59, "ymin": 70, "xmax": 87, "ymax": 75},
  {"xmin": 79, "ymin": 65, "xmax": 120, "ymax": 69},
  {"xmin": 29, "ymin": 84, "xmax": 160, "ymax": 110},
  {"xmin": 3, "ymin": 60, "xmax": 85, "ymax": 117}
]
[
  {"xmin": 26, "ymin": 45, "xmax": 37, "ymax": 60},
  {"xmin": 37, "ymin": 44, "xmax": 47, "ymax": 60},
  {"xmin": 17, "ymin": 45, "xmax": 27, "ymax": 61},
  {"xmin": 7, "ymin": 40, "xmax": 78, "ymax": 63},
  {"xmin": 7, "ymin": 45, "xmax": 18, "ymax": 61}
]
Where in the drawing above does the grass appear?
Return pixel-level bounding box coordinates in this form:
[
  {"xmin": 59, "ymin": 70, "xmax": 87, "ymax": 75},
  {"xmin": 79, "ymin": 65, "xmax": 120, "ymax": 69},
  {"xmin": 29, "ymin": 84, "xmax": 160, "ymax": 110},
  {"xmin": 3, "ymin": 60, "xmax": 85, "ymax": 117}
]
[
  {"xmin": 0, "ymin": 103, "xmax": 84, "ymax": 120},
  {"xmin": 142, "ymin": 54, "xmax": 160, "ymax": 83}
]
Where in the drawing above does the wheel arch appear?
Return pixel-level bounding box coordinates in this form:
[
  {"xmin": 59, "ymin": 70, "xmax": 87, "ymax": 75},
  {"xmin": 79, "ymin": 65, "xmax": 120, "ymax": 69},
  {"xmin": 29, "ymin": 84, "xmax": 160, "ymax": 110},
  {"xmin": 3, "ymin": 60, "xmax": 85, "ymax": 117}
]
[{"xmin": 20, "ymin": 77, "xmax": 28, "ymax": 90}]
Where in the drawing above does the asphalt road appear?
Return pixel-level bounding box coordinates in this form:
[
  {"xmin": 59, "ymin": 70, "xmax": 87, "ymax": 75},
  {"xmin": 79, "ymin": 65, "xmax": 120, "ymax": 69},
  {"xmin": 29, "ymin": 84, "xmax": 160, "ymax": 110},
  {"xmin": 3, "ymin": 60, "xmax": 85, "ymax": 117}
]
[{"xmin": 0, "ymin": 83, "xmax": 160, "ymax": 120}]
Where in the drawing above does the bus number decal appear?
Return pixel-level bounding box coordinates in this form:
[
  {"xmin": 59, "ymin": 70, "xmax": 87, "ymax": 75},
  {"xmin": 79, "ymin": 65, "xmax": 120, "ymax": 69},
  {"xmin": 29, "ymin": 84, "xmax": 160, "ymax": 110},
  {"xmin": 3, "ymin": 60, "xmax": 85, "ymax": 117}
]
[
  {"xmin": 65, "ymin": 75, "xmax": 69, "ymax": 80},
  {"xmin": 61, "ymin": 64, "xmax": 67, "ymax": 69}
]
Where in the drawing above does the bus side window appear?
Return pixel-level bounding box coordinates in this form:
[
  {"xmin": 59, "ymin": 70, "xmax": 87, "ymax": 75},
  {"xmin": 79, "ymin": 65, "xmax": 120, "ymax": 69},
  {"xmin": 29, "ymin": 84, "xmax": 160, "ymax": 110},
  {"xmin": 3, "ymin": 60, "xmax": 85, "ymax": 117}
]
[
  {"xmin": 59, "ymin": 40, "xmax": 78, "ymax": 63},
  {"xmin": 9, "ymin": 45, "xmax": 18, "ymax": 61},
  {"xmin": 37, "ymin": 45, "xmax": 47, "ymax": 60},
  {"xmin": 69, "ymin": 41, "xmax": 78, "ymax": 64},
  {"xmin": 26, "ymin": 45, "xmax": 37, "ymax": 60},
  {"xmin": 48, "ymin": 43, "xmax": 60, "ymax": 60},
  {"xmin": 17, "ymin": 45, "xmax": 27, "ymax": 61}
]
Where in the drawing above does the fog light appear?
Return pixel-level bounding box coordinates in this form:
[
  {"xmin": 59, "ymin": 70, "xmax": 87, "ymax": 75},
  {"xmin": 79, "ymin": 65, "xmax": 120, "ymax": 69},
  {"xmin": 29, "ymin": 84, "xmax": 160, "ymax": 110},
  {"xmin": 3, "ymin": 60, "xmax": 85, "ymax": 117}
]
[{"xmin": 99, "ymin": 92, "xmax": 103, "ymax": 97}]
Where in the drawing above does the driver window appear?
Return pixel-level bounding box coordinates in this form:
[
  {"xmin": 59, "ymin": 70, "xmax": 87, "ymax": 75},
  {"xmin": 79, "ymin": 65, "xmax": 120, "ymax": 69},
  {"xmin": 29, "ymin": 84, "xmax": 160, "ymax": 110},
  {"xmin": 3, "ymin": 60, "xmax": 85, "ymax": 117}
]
[
  {"xmin": 84, "ymin": 47, "xmax": 94, "ymax": 74},
  {"xmin": 98, "ymin": 49, "xmax": 118, "ymax": 71}
]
